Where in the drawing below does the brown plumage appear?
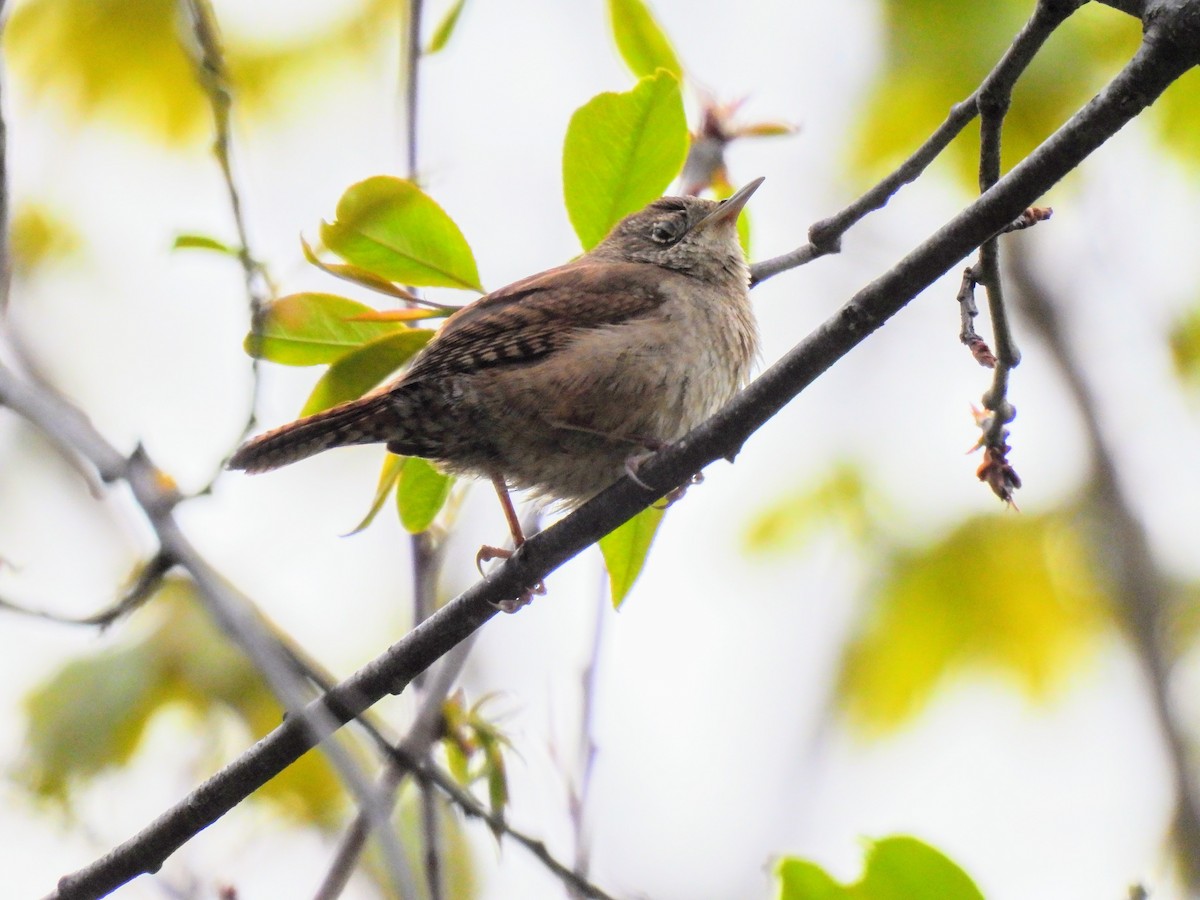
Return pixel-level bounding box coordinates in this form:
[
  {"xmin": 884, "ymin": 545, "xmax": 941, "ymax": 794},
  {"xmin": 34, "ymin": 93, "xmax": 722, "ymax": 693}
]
[{"xmin": 229, "ymin": 179, "xmax": 763, "ymax": 511}]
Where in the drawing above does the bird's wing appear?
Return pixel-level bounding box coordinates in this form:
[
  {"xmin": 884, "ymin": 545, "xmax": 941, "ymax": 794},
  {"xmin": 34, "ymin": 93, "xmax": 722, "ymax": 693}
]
[{"xmin": 404, "ymin": 260, "xmax": 670, "ymax": 382}]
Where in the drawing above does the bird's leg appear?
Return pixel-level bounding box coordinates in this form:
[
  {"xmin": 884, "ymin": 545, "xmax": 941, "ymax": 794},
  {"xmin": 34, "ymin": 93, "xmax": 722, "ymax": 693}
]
[{"xmin": 475, "ymin": 474, "xmax": 545, "ymax": 613}]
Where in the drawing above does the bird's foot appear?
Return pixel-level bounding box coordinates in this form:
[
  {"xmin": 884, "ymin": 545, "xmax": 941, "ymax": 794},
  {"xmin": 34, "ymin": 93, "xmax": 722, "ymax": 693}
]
[
  {"xmin": 623, "ymin": 438, "xmax": 670, "ymax": 491},
  {"xmin": 475, "ymin": 544, "xmax": 546, "ymax": 613},
  {"xmin": 623, "ymin": 443, "xmax": 704, "ymax": 508}
]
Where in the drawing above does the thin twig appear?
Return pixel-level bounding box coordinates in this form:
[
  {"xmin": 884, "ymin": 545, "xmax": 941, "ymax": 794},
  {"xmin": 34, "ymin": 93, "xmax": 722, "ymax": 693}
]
[
  {"xmin": 568, "ymin": 584, "xmax": 608, "ymax": 895},
  {"xmin": 961, "ymin": 1, "xmax": 1082, "ymax": 506},
  {"xmin": 956, "ymin": 267, "xmax": 998, "ymax": 368},
  {"xmin": 179, "ymin": 0, "xmax": 273, "ymax": 467},
  {"xmin": 0, "ymin": 552, "xmax": 174, "ymax": 628}
]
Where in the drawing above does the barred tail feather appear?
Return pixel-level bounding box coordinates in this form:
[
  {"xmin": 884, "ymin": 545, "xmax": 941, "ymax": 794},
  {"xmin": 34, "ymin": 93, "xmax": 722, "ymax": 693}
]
[{"xmin": 228, "ymin": 394, "xmax": 398, "ymax": 474}]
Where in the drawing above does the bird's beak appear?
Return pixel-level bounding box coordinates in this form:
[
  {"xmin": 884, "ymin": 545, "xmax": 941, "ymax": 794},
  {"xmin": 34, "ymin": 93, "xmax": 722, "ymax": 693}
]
[{"xmin": 690, "ymin": 176, "xmax": 765, "ymax": 233}]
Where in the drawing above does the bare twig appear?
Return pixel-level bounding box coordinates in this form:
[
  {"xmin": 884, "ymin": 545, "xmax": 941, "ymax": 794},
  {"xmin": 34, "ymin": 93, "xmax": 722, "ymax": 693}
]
[
  {"xmin": 998, "ymin": 205, "xmax": 1053, "ymax": 234},
  {"xmin": 179, "ymin": 0, "xmax": 273, "ymax": 462},
  {"xmin": 567, "ymin": 585, "xmax": 608, "ymax": 895},
  {"xmin": 0, "ymin": 552, "xmax": 173, "ymax": 627},
  {"xmin": 956, "ymin": 267, "xmax": 998, "ymax": 368},
  {"xmin": 961, "ymin": 4, "xmax": 1065, "ymax": 507}
]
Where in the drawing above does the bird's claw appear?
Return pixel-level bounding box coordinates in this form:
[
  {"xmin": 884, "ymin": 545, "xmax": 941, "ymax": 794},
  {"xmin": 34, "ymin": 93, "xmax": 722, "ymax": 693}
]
[{"xmin": 475, "ymin": 544, "xmax": 546, "ymax": 613}]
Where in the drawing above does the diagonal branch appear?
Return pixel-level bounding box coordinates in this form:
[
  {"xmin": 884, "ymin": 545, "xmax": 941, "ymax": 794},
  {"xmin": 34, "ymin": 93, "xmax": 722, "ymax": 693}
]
[{"xmin": 43, "ymin": 16, "xmax": 1200, "ymax": 899}]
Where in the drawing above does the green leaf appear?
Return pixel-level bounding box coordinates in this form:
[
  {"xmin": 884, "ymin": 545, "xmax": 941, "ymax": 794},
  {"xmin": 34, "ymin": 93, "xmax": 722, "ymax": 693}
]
[
  {"xmin": 425, "ymin": 0, "xmax": 468, "ymax": 54},
  {"xmin": 775, "ymin": 836, "xmax": 985, "ymax": 900},
  {"xmin": 346, "ymin": 455, "xmax": 407, "ymax": 536},
  {"xmin": 838, "ymin": 512, "xmax": 1107, "ymax": 733},
  {"xmin": 396, "ymin": 457, "xmax": 455, "ymax": 533},
  {"xmin": 598, "ymin": 505, "xmax": 665, "ymax": 608},
  {"xmin": 320, "ymin": 176, "xmax": 483, "ymax": 291},
  {"xmin": 247, "ymin": 293, "xmax": 412, "ymax": 365},
  {"xmin": 172, "ymin": 233, "xmax": 237, "ymax": 255},
  {"xmin": 563, "ymin": 70, "xmax": 689, "ymax": 250},
  {"xmin": 607, "ymin": 0, "xmax": 682, "ymax": 79},
  {"xmin": 301, "ymin": 328, "xmax": 435, "ymax": 415}
]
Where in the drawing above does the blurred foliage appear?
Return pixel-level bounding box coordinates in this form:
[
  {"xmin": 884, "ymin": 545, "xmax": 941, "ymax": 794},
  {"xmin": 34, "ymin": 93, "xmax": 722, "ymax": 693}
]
[
  {"xmin": 607, "ymin": 0, "xmax": 683, "ymax": 80},
  {"xmin": 563, "ymin": 70, "xmax": 689, "ymax": 250},
  {"xmin": 1170, "ymin": 303, "xmax": 1200, "ymax": 391},
  {"xmin": 748, "ymin": 467, "xmax": 1109, "ymax": 733},
  {"xmin": 775, "ymin": 835, "xmax": 985, "ymax": 900},
  {"xmin": 599, "ymin": 505, "xmax": 666, "ymax": 608},
  {"xmin": 4, "ymin": 0, "xmax": 396, "ymax": 144},
  {"xmin": 441, "ymin": 691, "xmax": 513, "ymax": 831},
  {"xmin": 20, "ymin": 578, "xmax": 345, "ymax": 826},
  {"xmin": 840, "ymin": 511, "xmax": 1106, "ymax": 732},
  {"xmin": 9, "ymin": 204, "xmax": 82, "ymax": 275},
  {"xmin": 744, "ymin": 463, "xmax": 884, "ymax": 553},
  {"xmin": 854, "ymin": 0, "xmax": 1143, "ymax": 188}
]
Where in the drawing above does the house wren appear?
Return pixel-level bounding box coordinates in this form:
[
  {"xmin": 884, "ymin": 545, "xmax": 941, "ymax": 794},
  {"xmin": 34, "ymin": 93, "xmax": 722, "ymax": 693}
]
[{"xmin": 230, "ymin": 178, "xmax": 762, "ymax": 558}]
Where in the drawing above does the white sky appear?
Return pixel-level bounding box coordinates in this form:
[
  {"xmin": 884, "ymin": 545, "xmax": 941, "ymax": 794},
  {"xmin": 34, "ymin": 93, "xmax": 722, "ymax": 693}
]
[{"xmin": 2, "ymin": 1, "xmax": 1200, "ymax": 898}]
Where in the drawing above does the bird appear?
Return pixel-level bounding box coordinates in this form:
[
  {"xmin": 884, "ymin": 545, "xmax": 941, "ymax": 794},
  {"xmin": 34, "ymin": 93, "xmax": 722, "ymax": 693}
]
[{"xmin": 229, "ymin": 178, "xmax": 762, "ymax": 599}]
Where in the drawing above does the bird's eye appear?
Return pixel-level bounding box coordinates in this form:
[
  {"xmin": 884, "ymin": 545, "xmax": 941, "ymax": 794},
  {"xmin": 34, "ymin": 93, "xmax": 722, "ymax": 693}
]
[{"xmin": 650, "ymin": 219, "xmax": 681, "ymax": 244}]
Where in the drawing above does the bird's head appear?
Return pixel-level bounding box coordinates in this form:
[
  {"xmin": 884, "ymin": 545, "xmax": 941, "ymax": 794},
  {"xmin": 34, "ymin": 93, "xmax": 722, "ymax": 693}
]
[{"xmin": 590, "ymin": 177, "xmax": 764, "ymax": 280}]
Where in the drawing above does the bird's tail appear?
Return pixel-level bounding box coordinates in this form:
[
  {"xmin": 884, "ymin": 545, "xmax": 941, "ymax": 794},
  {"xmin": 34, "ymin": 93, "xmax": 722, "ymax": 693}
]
[{"xmin": 228, "ymin": 393, "xmax": 398, "ymax": 474}]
